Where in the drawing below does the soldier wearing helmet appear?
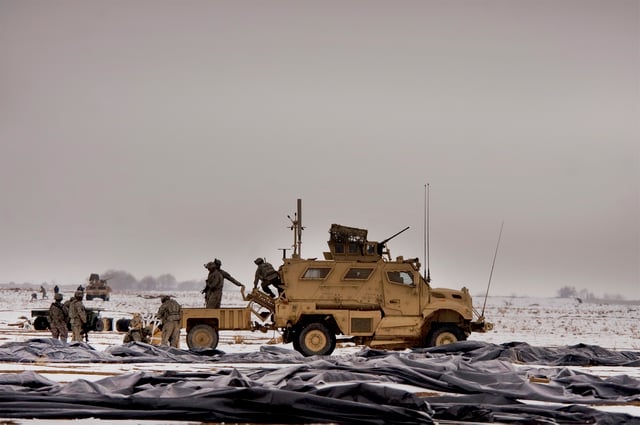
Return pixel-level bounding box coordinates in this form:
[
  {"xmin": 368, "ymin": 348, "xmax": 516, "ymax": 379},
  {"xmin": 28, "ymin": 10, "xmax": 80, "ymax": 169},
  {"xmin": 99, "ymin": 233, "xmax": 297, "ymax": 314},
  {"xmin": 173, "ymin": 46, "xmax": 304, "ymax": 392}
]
[
  {"xmin": 202, "ymin": 258, "xmax": 247, "ymax": 308},
  {"xmin": 48, "ymin": 293, "xmax": 69, "ymax": 341},
  {"xmin": 253, "ymin": 257, "xmax": 284, "ymax": 298},
  {"xmin": 156, "ymin": 295, "xmax": 182, "ymax": 347},
  {"xmin": 68, "ymin": 290, "xmax": 87, "ymax": 342},
  {"xmin": 203, "ymin": 261, "xmax": 224, "ymax": 308}
]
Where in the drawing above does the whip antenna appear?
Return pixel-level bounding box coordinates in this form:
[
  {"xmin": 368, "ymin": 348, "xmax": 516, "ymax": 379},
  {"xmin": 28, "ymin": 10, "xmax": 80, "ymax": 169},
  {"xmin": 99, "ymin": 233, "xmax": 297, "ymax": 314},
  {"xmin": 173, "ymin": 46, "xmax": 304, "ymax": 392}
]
[
  {"xmin": 424, "ymin": 183, "xmax": 431, "ymax": 283},
  {"xmin": 481, "ymin": 221, "xmax": 503, "ymax": 317}
]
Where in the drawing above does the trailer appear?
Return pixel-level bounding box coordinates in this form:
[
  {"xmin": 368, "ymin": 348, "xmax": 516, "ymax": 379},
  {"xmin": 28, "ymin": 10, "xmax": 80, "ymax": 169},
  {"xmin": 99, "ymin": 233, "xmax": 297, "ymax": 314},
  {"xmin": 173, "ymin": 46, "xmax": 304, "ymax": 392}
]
[
  {"xmin": 31, "ymin": 308, "xmax": 104, "ymax": 332},
  {"xmin": 181, "ymin": 289, "xmax": 275, "ymax": 350}
]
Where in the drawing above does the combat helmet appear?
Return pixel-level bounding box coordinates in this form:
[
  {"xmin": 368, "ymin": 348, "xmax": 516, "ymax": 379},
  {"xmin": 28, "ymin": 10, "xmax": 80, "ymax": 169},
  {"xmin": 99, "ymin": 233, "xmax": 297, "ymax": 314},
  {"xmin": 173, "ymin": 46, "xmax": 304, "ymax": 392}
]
[
  {"xmin": 214, "ymin": 258, "xmax": 222, "ymax": 267},
  {"xmin": 54, "ymin": 293, "xmax": 63, "ymax": 301},
  {"xmin": 254, "ymin": 257, "xmax": 264, "ymax": 265},
  {"xmin": 74, "ymin": 290, "xmax": 84, "ymax": 300},
  {"xmin": 204, "ymin": 261, "xmax": 216, "ymax": 269}
]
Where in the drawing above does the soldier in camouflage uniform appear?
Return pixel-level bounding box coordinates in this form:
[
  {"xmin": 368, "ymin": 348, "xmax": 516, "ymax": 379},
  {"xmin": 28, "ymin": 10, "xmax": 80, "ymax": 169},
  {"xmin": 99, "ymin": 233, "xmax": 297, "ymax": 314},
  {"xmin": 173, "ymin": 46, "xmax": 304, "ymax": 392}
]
[
  {"xmin": 253, "ymin": 257, "xmax": 284, "ymax": 298},
  {"xmin": 48, "ymin": 293, "xmax": 69, "ymax": 342},
  {"xmin": 68, "ymin": 290, "xmax": 87, "ymax": 342},
  {"xmin": 156, "ymin": 295, "xmax": 182, "ymax": 347},
  {"xmin": 123, "ymin": 313, "xmax": 150, "ymax": 343},
  {"xmin": 203, "ymin": 262, "xmax": 224, "ymax": 308}
]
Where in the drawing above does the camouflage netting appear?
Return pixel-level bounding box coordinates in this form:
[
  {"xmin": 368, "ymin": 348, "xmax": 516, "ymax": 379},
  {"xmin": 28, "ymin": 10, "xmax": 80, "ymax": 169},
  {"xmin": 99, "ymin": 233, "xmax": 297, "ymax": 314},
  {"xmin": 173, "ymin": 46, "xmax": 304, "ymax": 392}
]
[{"xmin": 0, "ymin": 340, "xmax": 639, "ymax": 423}]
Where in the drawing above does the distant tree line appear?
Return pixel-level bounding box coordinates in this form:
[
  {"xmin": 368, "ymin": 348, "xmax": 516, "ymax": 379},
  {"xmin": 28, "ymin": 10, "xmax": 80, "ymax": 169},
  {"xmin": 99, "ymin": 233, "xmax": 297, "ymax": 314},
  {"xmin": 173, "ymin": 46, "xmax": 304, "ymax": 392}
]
[
  {"xmin": 100, "ymin": 270, "xmax": 204, "ymax": 291},
  {"xmin": 556, "ymin": 285, "xmax": 625, "ymax": 301},
  {"xmin": 1, "ymin": 271, "xmax": 206, "ymax": 292}
]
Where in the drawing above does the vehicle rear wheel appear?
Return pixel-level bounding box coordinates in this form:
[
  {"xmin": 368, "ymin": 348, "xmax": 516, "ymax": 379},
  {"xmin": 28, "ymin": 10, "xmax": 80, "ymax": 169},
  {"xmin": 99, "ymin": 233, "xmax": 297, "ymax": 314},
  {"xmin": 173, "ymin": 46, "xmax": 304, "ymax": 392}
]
[
  {"xmin": 187, "ymin": 324, "xmax": 219, "ymax": 350},
  {"xmin": 427, "ymin": 324, "xmax": 466, "ymax": 347},
  {"xmin": 296, "ymin": 322, "xmax": 336, "ymax": 356}
]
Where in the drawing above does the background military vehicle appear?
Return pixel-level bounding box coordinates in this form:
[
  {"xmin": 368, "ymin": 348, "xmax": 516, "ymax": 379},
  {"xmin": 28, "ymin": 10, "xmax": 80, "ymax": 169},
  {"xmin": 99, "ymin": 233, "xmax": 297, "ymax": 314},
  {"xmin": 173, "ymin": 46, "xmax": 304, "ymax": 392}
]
[
  {"xmin": 85, "ymin": 273, "xmax": 112, "ymax": 301},
  {"xmin": 181, "ymin": 199, "xmax": 492, "ymax": 356}
]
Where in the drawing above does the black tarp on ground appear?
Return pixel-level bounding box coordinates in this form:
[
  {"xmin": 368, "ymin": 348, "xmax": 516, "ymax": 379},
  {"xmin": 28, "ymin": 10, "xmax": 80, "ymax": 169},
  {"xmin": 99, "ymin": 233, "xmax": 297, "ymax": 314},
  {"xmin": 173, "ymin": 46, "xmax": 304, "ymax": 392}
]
[{"xmin": 0, "ymin": 339, "xmax": 638, "ymax": 423}]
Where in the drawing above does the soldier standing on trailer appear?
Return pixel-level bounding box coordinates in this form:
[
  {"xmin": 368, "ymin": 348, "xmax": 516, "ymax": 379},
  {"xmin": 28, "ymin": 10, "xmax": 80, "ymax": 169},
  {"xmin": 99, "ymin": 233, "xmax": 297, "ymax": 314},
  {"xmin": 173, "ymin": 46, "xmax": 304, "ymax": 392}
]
[{"xmin": 203, "ymin": 261, "xmax": 224, "ymax": 308}]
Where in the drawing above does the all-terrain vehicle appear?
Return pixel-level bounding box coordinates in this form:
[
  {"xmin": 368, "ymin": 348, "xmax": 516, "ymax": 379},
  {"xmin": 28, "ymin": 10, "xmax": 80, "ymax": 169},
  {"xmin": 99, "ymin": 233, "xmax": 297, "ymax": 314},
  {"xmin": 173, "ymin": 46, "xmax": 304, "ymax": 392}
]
[
  {"xmin": 181, "ymin": 200, "xmax": 492, "ymax": 356},
  {"xmin": 85, "ymin": 273, "xmax": 112, "ymax": 301}
]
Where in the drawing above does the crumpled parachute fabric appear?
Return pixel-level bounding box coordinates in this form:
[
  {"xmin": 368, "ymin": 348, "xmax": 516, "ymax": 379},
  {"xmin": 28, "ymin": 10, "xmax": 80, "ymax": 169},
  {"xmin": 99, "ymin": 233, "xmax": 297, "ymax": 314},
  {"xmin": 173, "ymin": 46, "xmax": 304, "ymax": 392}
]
[{"xmin": 0, "ymin": 339, "xmax": 638, "ymax": 424}]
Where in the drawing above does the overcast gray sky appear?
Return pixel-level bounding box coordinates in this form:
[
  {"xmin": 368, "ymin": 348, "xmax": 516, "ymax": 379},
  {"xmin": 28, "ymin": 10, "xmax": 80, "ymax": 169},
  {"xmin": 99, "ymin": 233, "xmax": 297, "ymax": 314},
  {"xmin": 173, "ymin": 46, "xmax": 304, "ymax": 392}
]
[{"xmin": 1, "ymin": 1, "xmax": 638, "ymax": 298}]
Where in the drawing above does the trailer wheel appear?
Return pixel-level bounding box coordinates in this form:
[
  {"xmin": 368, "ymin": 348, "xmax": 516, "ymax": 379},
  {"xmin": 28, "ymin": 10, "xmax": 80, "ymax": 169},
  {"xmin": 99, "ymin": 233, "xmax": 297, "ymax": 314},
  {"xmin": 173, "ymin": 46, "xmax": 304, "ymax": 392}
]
[
  {"xmin": 115, "ymin": 318, "xmax": 131, "ymax": 332},
  {"xmin": 187, "ymin": 324, "xmax": 219, "ymax": 350},
  {"xmin": 296, "ymin": 322, "xmax": 336, "ymax": 356},
  {"xmin": 33, "ymin": 316, "xmax": 49, "ymax": 331},
  {"xmin": 93, "ymin": 318, "xmax": 104, "ymax": 332},
  {"xmin": 427, "ymin": 324, "xmax": 466, "ymax": 347}
]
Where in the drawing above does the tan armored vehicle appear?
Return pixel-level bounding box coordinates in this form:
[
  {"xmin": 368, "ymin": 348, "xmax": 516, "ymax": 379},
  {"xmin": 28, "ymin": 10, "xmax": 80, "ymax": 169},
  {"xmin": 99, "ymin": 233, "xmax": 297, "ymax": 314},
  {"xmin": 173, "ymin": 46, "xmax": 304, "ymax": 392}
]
[
  {"xmin": 85, "ymin": 273, "xmax": 112, "ymax": 301},
  {"xmin": 181, "ymin": 200, "xmax": 492, "ymax": 356}
]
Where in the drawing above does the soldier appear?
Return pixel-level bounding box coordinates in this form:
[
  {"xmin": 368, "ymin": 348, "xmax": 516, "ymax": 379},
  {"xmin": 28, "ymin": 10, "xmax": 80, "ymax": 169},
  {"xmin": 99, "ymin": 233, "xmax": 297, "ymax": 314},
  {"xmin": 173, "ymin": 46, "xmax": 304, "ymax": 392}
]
[
  {"xmin": 48, "ymin": 293, "xmax": 69, "ymax": 342},
  {"xmin": 203, "ymin": 261, "xmax": 224, "ymax": 308},
  {"xmin": 253, "ymin": 257, "xmax": 284, "ymax": 298},
  {"xmin": 156, "ymin": 295, "xmax": 182, "ymax": 347},
  {"xmin": 68, "ymin": 290, "xmax": 87, "ymax": 342},
  {"xmin": 40, "ymin": 285, "xmax": 47, "ymax": 299},
  {"xmin": 123, "ymin": 313, "xmax": 149, "ymax": 343}
]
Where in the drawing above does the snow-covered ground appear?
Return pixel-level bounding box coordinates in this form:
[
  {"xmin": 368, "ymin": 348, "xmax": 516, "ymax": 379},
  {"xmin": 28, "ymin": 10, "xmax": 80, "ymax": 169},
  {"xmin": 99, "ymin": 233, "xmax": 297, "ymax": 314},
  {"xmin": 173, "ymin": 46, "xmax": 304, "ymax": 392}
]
[{"xmin": 0, "ymin": 286, "xmax": 639, "ymax": 423}]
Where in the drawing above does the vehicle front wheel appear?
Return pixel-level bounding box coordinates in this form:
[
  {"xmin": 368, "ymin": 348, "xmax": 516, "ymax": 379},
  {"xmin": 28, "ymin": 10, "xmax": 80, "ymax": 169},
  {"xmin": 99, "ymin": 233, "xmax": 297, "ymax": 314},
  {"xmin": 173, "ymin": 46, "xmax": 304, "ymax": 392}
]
[
  {"xmin": 426, "ymin": 324, "xmax": 466, "ymax": 347},
  {"xmin": 296, "ymin": 322, "xmax": 336, "ymax": 356},
  {"xmin": 187, "ymin": 324, "xmax": 219, "ymax": 350}
]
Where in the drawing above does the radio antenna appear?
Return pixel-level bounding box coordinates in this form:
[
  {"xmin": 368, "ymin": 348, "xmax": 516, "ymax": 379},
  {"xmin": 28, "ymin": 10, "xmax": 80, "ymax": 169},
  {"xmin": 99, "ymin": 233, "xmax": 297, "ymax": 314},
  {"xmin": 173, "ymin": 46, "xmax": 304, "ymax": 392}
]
[
  {"xmin": 481, "ymin": 221, "xmax": 504, "ymax": 317},
  {"xmin": 424, "ymin": 183, "xmax": 431, "ymax": 283}
]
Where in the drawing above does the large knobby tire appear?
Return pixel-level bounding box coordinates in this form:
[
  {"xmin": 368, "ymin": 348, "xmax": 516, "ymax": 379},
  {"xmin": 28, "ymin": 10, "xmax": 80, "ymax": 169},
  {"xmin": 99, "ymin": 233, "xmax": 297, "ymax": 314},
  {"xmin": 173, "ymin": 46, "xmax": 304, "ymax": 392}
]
[
  {"xmin": 427, "ymin": 324, "xmax": 466, "ymax": 347},
  {"xmin": 187, "ymin": 324, "xmax": 219, "ymax": 350},
  {"xmin": 296, "ymin": 322, "xmax": 336, "ymax": 356},
  {"xmin": 33, "ymin": 316, "xmax": 49, "ymax": 331}
]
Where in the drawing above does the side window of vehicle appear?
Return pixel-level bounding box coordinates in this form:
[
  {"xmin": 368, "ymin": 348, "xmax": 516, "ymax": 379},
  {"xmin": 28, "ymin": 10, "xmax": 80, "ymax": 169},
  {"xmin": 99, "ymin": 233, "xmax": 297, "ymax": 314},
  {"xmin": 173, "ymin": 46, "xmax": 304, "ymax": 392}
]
[
  {"xmin": 302, "ymin": 267, "xmax": 332, "ymax": 280},
  {"xmin": 344, "ymin": 268, "xmax": 374, "ymax": 280},
  {"xmin": 387, "ymin": 271, "xmax": 415, "ymax": 286}
]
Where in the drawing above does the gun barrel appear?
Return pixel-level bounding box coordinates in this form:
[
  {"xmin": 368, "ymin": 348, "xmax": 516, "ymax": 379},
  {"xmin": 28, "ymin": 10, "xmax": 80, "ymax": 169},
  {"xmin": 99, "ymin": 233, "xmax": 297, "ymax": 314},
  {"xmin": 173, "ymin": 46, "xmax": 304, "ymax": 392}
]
[{"xmin": 380, "ymin": 226, "xmax": 410, "ymax": 244}]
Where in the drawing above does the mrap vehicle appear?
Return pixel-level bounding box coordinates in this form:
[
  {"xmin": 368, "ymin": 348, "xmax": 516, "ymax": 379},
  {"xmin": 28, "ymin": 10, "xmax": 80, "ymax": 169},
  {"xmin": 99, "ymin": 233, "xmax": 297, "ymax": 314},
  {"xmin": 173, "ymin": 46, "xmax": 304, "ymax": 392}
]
[
  {"xmin": 181, "ymin": 200, "xmax": 492, "ymax": 356},
  {"xmin": 85, "ymin": 273, "xmax": 112, "ymax": 301}
]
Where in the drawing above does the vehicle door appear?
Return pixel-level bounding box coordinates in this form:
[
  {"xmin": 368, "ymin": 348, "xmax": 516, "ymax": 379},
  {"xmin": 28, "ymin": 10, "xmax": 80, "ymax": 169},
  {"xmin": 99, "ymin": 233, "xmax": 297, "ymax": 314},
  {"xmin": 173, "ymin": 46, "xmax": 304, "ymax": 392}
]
[{"xmin": 382, "ymin": 266, "xmax": 420, "ymax": 316}]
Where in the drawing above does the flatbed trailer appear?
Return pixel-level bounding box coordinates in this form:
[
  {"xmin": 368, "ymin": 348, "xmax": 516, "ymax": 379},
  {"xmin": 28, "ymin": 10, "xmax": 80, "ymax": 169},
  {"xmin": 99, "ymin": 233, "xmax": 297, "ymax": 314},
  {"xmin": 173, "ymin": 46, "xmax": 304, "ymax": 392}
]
[{"xmin": 180, "ymin": 289, "xmax": 276, "ymax": 349}]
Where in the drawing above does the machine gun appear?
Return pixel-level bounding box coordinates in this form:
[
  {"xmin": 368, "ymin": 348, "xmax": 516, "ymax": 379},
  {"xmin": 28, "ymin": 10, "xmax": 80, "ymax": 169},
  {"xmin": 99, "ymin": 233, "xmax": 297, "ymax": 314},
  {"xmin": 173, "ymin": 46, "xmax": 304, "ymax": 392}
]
[{"xmin": 376, "ymin": 226, "xmax": 410, "ymax": 257}]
